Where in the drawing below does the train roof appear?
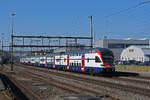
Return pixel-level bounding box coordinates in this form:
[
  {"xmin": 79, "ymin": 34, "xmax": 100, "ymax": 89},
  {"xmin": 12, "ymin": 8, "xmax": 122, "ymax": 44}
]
[
  {"xmin": 22, "ymin": 48, "xmax": 112, "ymax": 58},
  {"xmin": 44, "ymin": 48, "xmax": 112, "ymax": 56}
]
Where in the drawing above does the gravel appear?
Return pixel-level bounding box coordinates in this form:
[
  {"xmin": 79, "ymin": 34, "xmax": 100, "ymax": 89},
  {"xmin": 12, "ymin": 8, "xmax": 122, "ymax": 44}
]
[{"xmin": 3, "ymin": 65, "xmax": 150, "ymax": 100}]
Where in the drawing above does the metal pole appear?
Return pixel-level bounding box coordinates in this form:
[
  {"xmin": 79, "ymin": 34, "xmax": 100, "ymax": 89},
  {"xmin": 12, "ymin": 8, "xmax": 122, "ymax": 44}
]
[
  {"xmin": 49, "ymin": 40, "xmax": 51, "ymax": 50},
  {"xmin": 11, "ymin": 13, "xmax": 16, "ymax": 71},
  {"xmin": 1, "ymin": 33, "xmax": 4, "ymax": 66},
  {"xmin": 75, "ymin": 39, "xmax": 77, "ymax": 47},
  {"xmin": 30, "ymin": 39, "xmax": 32, "ymax": 56},
  {"xmin": 23, "ymin": 38, "xmax": 24, "ymax": 46},
  {"xmin": 23, "ymin": 38, "xmax": 24, "ymax": 57},
  {"xmin": 2, "ymin": 39, "xmax": 3, "ymax": 66},
  {"xmin": 41, "ymin": 38, "xmax": 43, "ymax": 53},
  {"xmin": 66, "ymin": 39, "xmax": 68, "ymax": 51},
  {"xmin": 59, "ymin": 38, "xmax": 60, "ymax": 48},
  {"xmin": 11, "ymin": 33, "xmax": 13, "ymax": 71},
  {"xmin": 88, "ymin": 16, "xmax": 93, "ymax": 48}
]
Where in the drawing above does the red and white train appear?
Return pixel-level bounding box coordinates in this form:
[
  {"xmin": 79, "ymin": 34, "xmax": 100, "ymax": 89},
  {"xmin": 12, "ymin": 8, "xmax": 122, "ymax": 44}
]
[{"xmin": 20, "ymin": 48, "xmax": 115, "ymax": 74}]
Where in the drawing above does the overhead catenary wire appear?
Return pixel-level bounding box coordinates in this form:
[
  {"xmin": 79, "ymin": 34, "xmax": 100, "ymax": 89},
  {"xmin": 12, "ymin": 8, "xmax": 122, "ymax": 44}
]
[
  {"xmin": 105, "ymin": 5, "xmax": 139, "ymax": 18},
  {"xmin": 105, "ymin": 0, "xmax": 150, "ymax": 18},
  {"xmin": 104, "ymin": 0, "xmax": 150, "ymax": 38},
  {"xmin": 139, "ymin": 0, "xmax": 150, "ymax": 5}
]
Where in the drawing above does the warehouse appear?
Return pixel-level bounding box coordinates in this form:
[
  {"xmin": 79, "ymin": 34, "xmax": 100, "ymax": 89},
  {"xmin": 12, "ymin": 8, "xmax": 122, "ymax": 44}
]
[
  {"xmin": 94, "ymin": 38, "xmax": 149, "ymax": 61},
  {"xmin": 120, "ymin": 46, "xmax": 150, "ymax": 62}
]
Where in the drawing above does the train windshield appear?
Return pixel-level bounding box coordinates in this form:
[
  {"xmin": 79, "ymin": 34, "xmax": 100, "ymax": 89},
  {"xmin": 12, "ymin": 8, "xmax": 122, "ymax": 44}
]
[
  {"xmin": 101, "ymin": 50, "xmax": 113, "ymax": 63},
  {"xmin": 95, "ymin": 56, "xmax": 101, "ymax": 63}
]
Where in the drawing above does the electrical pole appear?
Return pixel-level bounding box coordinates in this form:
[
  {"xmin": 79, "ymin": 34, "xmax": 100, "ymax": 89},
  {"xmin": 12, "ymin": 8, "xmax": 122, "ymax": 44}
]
[
  {"xmin": 11, "ymin": 13, "xmax": 16, "ymax": 71},
  {"xmin": 1, "ymin": 33, "xmax": 4, "ymax": 66},
  {"xmin": 30, "ymin": 39, "xmax": 33, "ymax": 56},
  {"xmin": 88, "ymin": 16, "xmax": 93, "ymax": 48}
]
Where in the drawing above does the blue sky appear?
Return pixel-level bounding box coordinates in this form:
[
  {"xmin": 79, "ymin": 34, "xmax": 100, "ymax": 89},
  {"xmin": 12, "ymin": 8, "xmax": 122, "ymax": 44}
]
[{"xmin": 0, "ymin": 0, "xmax": 150, "ymax": 46}]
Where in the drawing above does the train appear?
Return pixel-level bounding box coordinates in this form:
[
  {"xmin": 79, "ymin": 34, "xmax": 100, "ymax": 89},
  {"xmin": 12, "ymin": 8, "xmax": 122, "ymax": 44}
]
[{"xmin": 20, "ymin": 48, "xmax": 115, "ymax": 74}]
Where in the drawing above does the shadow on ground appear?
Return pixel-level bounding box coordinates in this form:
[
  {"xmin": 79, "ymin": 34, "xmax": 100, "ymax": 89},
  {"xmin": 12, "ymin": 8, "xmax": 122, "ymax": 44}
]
[
  {"xmin": 98, "ymin": 71, "xmax": 139, "ymax": 77},
  {"xmin": 0, "ymin": 73, "xmax": 29, "ymax": 100}
]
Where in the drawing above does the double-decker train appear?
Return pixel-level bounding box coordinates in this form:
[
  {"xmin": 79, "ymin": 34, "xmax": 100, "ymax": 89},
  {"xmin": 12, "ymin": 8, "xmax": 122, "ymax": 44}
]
[{"xmin": 20, "ymin": 48, "xmax": 115, "ymax": 74}]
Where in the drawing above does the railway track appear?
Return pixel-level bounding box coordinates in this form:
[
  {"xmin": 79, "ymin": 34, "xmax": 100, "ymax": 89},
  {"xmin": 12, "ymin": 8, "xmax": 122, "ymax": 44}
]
[
  {"xmin": 16, "ymin": 64, "xmax": 150, "ymax": 85},
  {"xmin": 24, "ymin": 71, "xmax": 116, "ymax": 99},
  {"xmin": 107, "ymin": 76, "xmax": 150, "ymax": 86},
  {"xmin": 2, "ymin": 64, "xmax": 119, "ymax": 100},
  {"xmin": 134, "ymin": 75, "xmax": 150, "ymax": 80},
  {"xmin": 15, "ymin": 64, "xmax": 150, "ymax": 98},
  {"xmin": 0, "ymin": 71, "xmax": 42, "ymax": 100}
]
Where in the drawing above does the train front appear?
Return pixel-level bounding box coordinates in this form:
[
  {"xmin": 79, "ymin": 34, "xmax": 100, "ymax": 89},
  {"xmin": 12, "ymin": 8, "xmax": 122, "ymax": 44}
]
[{"xmin": 97, "ymin": 48, "xmax": 115, "ymax": 72}]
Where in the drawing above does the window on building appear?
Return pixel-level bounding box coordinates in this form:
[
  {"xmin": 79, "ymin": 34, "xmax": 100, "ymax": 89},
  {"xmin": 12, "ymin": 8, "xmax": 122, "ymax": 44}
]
[{"xmin": 129, "ymin": 49, "xmax": 134, "ymax": 52}]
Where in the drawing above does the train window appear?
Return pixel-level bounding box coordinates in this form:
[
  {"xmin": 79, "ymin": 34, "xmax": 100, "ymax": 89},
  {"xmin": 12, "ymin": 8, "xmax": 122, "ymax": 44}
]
[
  {"xmin": 64, "ymin": 58, "xmax": 66, "ymax": 62},
  {"xmin": 79, "ymin": 63, "xmax": 81, "ymax": 66},
  {"xmin": 56, "ymin": 59, "xmax": 60, "ymax": 62},
  {"xmin": 79, "ymin": 63, "xmax": 80, "ymax": 66},
  {"xmin": 101, "ymin": 51, "xmax": 113, "ymax": 63},
  {"xmin": 87, "ymin": 58, "xmax": 89, "ymax": 63},
  {"xmin": 95, "ymin": 56, "xmax": 101, "ymax": 63},
  {"xmin": 74, "ymin": 63, "xmax": 76, "ymax": 66},
  {"xmin": 41, "ymin": 59, "xmax": 45, "ymax": 62}
]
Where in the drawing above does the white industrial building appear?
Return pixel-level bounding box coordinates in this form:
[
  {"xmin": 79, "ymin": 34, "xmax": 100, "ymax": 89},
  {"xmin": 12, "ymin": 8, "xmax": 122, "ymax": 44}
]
[
  {"xmin": 94, "ymin": 38, "xmax": 149, "ymax": 61},
  {"xmin": 120, "ymin": 46, "xmax": 150, "ymax": 62}
]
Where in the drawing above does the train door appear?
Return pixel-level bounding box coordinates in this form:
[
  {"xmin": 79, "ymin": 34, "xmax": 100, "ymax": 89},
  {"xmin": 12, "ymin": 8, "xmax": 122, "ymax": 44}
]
[
  {"xmin": 53, "ymin": 56, "xmax": 55, "ymax": 69},
  {"xmin": 67, "ymin": 55, "xmax": 70, "ymax": 70},
  {"xmin": 38, "ymin": 57, "xmax": 40, "ymax": 66},
  {"xmin": 81, "ymin": 54, "xmax": 85, "ymax": 72},
  {"xmin": 59, "ymin": 55, "xmax": 61, "ymax": 66},
  {"xmin": 45, "ymin": 56, "xmax": 47, "ymax": 67}
]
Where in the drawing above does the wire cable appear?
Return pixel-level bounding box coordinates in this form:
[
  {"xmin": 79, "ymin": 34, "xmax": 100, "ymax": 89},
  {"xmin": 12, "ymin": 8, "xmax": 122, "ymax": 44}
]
[{"xmin": 105, "ymin": 0, "xmax": 150, "ymax": 18}]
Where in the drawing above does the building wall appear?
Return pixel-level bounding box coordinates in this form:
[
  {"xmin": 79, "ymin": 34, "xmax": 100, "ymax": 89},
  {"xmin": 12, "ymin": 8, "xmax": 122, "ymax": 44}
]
[
  {"xmin": 95, "ymin": 40, "xmax": 104, "ymax": 48},
  {"xmin": 120, "ymin": 46, "xmax": 144, "ymax": 62},
  {"xmin": 94, "ymin": 39, "xmax": 149, "ymax": 61}
]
